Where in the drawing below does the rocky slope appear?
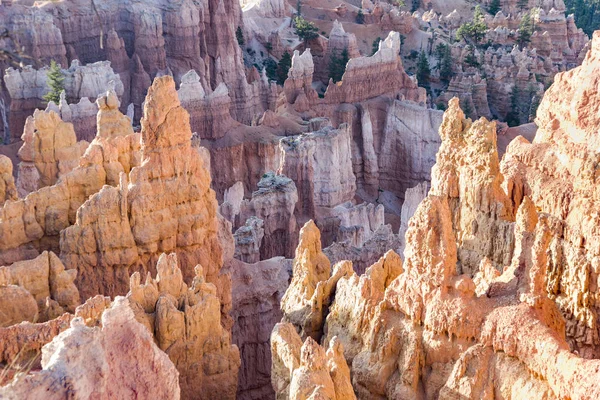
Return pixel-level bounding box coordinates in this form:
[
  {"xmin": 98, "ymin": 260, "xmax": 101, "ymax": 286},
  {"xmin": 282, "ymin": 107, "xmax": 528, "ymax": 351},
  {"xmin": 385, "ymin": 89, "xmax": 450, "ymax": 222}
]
[{"xmin": 270, "ymin": 32, "xmax": 600, "ymax": 398}]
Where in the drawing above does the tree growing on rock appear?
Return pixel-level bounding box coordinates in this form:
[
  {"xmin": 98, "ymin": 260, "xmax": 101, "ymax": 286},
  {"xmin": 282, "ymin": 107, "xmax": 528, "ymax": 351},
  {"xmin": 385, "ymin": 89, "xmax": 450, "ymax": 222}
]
[
  {"xmin": 506, "ymin": 84, "xmax": 521, "ymax": 126},
  {"xmin": 43, "ymin": 60, "xmax": 65, "ymax": 104},
  {"xmin": 356, "ymin": 9, "xmax": 365, "ymax": 24},
  {"xmin": 517, "ymin": 11, "xmax": 535, "ymax": 48},
  {"xmin": 435, "ymin": 43, "xmax": 454, "ymax": 83},
  {"xmin": 371, "ymin": 37, "xmax": 382, "ymax": 55},
  {"xmin": 416, "ymin": 50, "xmax": 431, "ymax": 90},
  {"xmin": 276, "ymin": 51, "xmax": 292, "ymax": 85},
  {"xmin": 236, "ymin": 27, "xmax": 245, "ymax": 47},
  {"xmin": 294, "ymin": 16, "xmax": 319, "ymax": 45},
  {"xmin": 456, "ymin": 5, "xmax": 488, "ymax": 45},
  {"xmin": 488, "ymin": 0, "xmax": 501, "ymax": 15},
  {"xmin": 329, "ymin": 48, "xmax": 349, "ymax": 83}
]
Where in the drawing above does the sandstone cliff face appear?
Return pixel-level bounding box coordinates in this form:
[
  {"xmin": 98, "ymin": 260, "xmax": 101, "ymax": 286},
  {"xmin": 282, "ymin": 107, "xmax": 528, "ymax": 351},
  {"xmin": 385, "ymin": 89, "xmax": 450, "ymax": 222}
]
[
  {"xmin": 0, "ymin": 251, "xmax": 79, "ymax": 326},
  {"xmin": 0, "ymin": 90, "xmax": 140, "ymax": 266},
  {"xmin": 279, "ymin": 125, "xmax": 356, "ymax": 219},
  {"xmin": 323, "ymin": 32, "xmax": 424, "ymax": 106},
  {"xmin": 232, "ymin": 257, "xmax": 290, "ymax": 400},
  {"xmin": 0, "ymin": 297, "xmax": 181, "ymax": 400},
  {"xmin": 501, "ymin": 31, "xmax": 600, "ymax": 358},
  {"xmin": 16, "ymin": 109, "xmax": 86, "ymax": 197},
  {"xmin": 272, "ymin": 84, "xmax": 600, "ymax": 399},
  {"xmin": 0, "ymin": 155, "xmax": 17, "ymax": 203},
  {"xmin": 59, "ymin": 76, "xmax": 229, "ymax": 321},
  {"xmin": 271, "ymin": 323, "xmax": 355, "ymax": 400},
  {"xmin": 127, "ymin": 253, "xmax": 240, "ymax": 399}
]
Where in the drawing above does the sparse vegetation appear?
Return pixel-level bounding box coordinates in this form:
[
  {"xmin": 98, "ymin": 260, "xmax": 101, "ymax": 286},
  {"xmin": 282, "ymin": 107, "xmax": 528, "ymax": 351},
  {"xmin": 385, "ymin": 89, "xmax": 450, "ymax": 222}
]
[
  {"xmin": 416, "ymin": 50, "xmax": 431, "ymax": 90},
  {"xmin": 517, "ymin": 11, "xmax": 535, "ymax": 48},
  {"xmin": 276, "ymin": 51, "xmax": 292, "ymax": 85},
  {"xmin": 294, "ymin": 16, "xmax": 319, "ymax": 45},
  {"xmin": 564, "ymin": 0, "xmax": 600, "ymax": 36},
  {"xmin": 236, "ymin": 27, "xmax": 245, "ymax": 47},
  {"xmin": 356, "ymin": 9, "xmax": 365, "ymax": 24},
  {"xmin": 488, "ymin": 0, "xmax": 501, "ymax": 15},
  {"xmin": 456, "ymin": 5, "xmax": 488, "ymax": 46},
  {"xmin": 329, "ymin": 48, "xmax": 349, "ymax": 83},
  {"xmin": 43, "ymin": 60, "xmax": 65, "ymax": 104}
]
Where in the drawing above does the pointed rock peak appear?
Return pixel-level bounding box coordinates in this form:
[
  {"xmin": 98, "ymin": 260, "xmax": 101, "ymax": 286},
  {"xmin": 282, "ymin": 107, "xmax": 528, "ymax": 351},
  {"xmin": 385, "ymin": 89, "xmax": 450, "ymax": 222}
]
[
  {"xmin": 516, "ymin": 196, "xmax": 538, "ymax": 234},
  {"xmin": 132, "ymin": 53, "xmax": 145, "ymax": 73},
  {"xmin": 141, "ymin": 75, "xmax": 192, "ymax": 151},
  {"xmin": 180, "ymin": 69, "xmax": 201, "ymax": 84},
  {"xmin": 300, "ymin": 336, "xmax": 327, "ymax": 370},
  {"xmin": 156, "ymin": 253, "xmax": 187, "ymax": 299},
  {"xmin": 290, "ymin": 49, "xmax": 314, "ymax": 75},
  {"xmin": 296, "ymin": 220, "xmax": 326, "ymax": 262},
  {"xmin": 440, "ymin": 97, "xmax": 467, "ymax": 141},
  {"xmin": 331, "ymin": 20, "xmax": 345, "ymax": 35},
  {"xmin": 212, "ymin": 82, "xmax": 230, "ymax": 97},
  {"xmin": 380, "ymin": 31, "xmax": 401, "ymax": 54}
]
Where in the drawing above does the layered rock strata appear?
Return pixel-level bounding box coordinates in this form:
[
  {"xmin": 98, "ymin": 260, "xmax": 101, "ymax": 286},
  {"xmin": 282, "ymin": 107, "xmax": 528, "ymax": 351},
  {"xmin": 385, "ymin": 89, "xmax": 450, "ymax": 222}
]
[
  {"xmin": 127, "ymin": 253, "xmax": 240, "ymax": 399},
  {"xmin": 59, "ymin": 76, "xmax": 229, "ymax": 320},
  {"xmin": 0, "ymin": 297, "xmax": 181, "ymax": 400},
  {"xmin": 0, "ymin": 89, "xmax": 140, "ymax": 266}
]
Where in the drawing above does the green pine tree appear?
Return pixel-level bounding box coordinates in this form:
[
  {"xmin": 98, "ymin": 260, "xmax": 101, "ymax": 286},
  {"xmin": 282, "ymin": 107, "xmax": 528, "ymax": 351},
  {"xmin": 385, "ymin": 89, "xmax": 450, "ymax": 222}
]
[
  {"xmin": 416, "ymin": 50, "xmax": 431, "ymax": 89},
  {"xmin": 276, "ymin": 51, "xmax": 292, "ymax": 85},
  {"xmin": 517, "ymin": 0, "xmax": 529, "ymax": 11},
  {"xmin": 329, "ymin": 48, "xmax": 349, "ymax": 83},
  {"xmin": 439, "ymin": 45, "xmax": 454, "ymax": 83},
  {"xmin": 264, "ymin": 58, "xmax": 278, "ymax": 82},
  {"xmin": 356, "ymin": 9, "xmax": 365, "ymax": 24},
  {"xmin": 236, "ymin": 27, "xmax": 245, "ymax": 47},
  {"xmin": 43, "ymin": 60, "xmax": 65, "ymax": 104},
  {"xmin": 506, "ymin": 84, "xmax": 521, "ymax": 127},
  {"xmin": 456, "ymin": 5, "xmax": 488, "ymax": 45},
  {"xmin": 517, "ymin": 11, "xmax": 535, "ymax": 48},
  {"xmin": 488, "ymin": 0, "xmax": 501, "ymax": 15},
  {"xmin": 371, "ymin": 37, "xmax": 382, "ymax": 55},
  {"xmin": 294, "ymin": 16, "xmax": 319, "ymax": 45}
]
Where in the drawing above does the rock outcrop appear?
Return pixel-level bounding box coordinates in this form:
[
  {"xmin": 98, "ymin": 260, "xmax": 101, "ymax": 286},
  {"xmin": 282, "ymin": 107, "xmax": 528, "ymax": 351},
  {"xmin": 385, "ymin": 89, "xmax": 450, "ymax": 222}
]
[
  {"xmin": 0, "ymin": 297, "xmax": 181, "ymax": 400},
  {"xmin": 232, "ymin": 257, "xmax": 290, "ymax": 400},
  {"xmin": 4, "ymin": 61, "xmax": 124, "ymax": 141},
  {"xmin": 272, "ymin": 85, "xmax": 600, "ymax": 399},
  {"xmin": 16, "ymin": 109, "xmax": 86, "ymax": 197},
  {"xmin": 127, "ymin": 253, "xmax": 240, "ymax": 399},
  {"xmin": 270, "ymin": 322, "xmax": 355, "ymax": 400},
  {"xmin": 0, "ymin": 89, "xmax": 140, "ymax": 266},
  {"xmin": 60, "ymin": 76, "xmax": 229, "ymax": 320},
  {"xmin": 501, "ymin": 31, "xmax": 600, "ymax": 358},
  {"xmin": 0, "ymin": 251, "xmax": 79, "ymax": 326},
  {"xmin": 0, "ymin": 155, "xmax": 17, "ymax": 203}
]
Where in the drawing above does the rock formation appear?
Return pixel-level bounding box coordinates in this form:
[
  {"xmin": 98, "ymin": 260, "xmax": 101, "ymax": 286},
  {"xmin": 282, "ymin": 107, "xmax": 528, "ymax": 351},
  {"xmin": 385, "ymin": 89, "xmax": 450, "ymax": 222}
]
[
  {"xmin": 59, "ymin": 76, "xmax": 229, "ymax": 318},
  {"xmin": 0, "ymin": 89, "xmax": 140, "ymax": 266},
  {"xmin": 0, "ymin": 297, "xmax": 181, "ymax": 400},
  {"xmin": 501, "ymin": 31, "xmax": 600, "ymax": 358},
  {"xmin": 232, "ymin": 257, "xmax": 290, "ymax": 400},
  {"xmin": 270, "ymin": 323, "xmax": 355, "ymax": 400},
  {"xmin": 0, "ymin": 155, "xmax": 17, "ymax": 203},
  {"xmin": 4, "ymin": 61, "xmax": 124, "ymax": 141},
  {"xmin": 127, "ymin": 253, "xmax": 240, "ymax": 399},
  {"xmin": 0, "ymin": 251, "xmax": 79, "ymax": 326},
  {"xmin": 16, "ymin": 109, "xmax": 86, "ymax": 197},
  {"xmin": 272, "ymin": 64, "xmax": 600, "ymax": 398}
]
